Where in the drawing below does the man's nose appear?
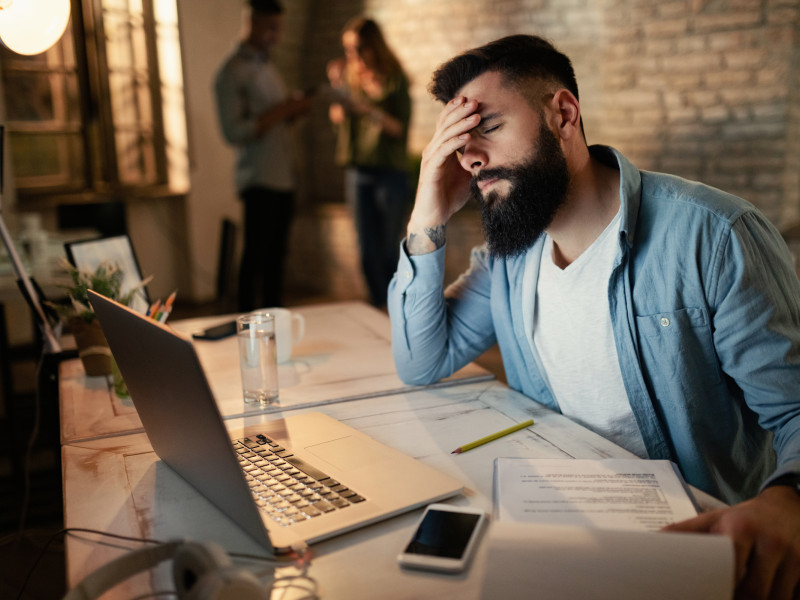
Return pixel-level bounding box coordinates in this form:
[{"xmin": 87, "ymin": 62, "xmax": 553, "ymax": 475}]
[{"xmin": 458, "ymin": 139, "xmax": 487, "ymax": 174}]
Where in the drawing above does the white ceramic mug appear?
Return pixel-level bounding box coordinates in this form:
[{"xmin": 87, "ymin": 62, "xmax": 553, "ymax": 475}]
[{"xmin": 253, "ymin": 307, "xmax": 305, "ymax": 363}]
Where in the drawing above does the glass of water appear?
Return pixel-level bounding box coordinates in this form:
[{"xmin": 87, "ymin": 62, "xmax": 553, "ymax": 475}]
[{"xmin": 236, "ymin": 312, "xmax": 279, "ymax": 404}]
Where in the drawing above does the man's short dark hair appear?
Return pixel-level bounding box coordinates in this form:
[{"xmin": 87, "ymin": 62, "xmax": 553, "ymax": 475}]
[
  {"xmin": 429, "ymin": 35, "xmax": 580, "ymax": 105},
  {"xmin": 249, "ymin": 0, "xmax": 283, "ymax": 15}
]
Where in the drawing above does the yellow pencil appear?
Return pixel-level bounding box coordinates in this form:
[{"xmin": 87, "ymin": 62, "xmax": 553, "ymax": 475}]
[{"xmin": 451, "ymin": 419, "xmax": 534, "ymax": 454}]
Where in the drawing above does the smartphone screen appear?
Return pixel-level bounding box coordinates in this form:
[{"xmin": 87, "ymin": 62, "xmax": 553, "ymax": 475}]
[
  {"xmin": 398, "ymin": 505, "xmax": 485, "ymax": 572},
  {"xmin": 405, "ymin": 509, "xmax": 480, "ymax": 558},
  {"xmin": 191, "ymin": 320, "xmax": 237, "ymax": 340}
]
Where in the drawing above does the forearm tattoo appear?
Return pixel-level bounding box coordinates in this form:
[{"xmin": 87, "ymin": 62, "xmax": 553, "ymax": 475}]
[{"xmin": 407, "ymin": 225, "xmax": 446, "ymax": 255}]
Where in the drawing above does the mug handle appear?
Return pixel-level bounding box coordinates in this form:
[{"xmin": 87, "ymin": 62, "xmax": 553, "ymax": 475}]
[{"xmin": 292, "ymin": 313, "xmax": 306, "ymax": 343}]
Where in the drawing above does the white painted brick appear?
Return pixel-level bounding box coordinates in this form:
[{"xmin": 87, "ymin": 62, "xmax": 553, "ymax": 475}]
[
  {"xmin": 751, "ymin": 103, "xmax": 787, "ymax": 120},
  {"xmin": 675, "ymin": 35, "xmax": 708, "ymax": 53},
  {"xmin": 662, "ymin": 52, "xmax": 723, "ymax": 72},
  {"xmin": 660, "ymin": 157, "xmax": 703, "ymax": 174},
  {"xmin": 684, "ymin": 90, "xmax": 720, "ymax": 107},
  {"xmin": 767, "ymin": 8, "xmax": 799, "ymax": 25},
  {"xmin": 721, "ymin": 121, "xmax": 787, "ymax": 139},
  {"xmin": 724, "ymin": 49, "xmax": 768, "ymax": 70},
  {"xmin": 613, "ymin": 89, "xmax": 662, "ymax": 108},
  {"xmin": 707, "ymin": 31, "xmax": 745, "ymax": 51},
  {"xmin": 658, "ymin": 1, "xmax": 694, "ymax": 18},
  {"xmin": 719, "ymin": 86, "xmax": 788, "ymax": 105},
  {"xmin": 701, "ymin": 105, "xmax": 730, "ymax": 123},
  {"xmin": 704, "ymin": 69, "xmax": 754, "ymax": 87},
  {"xmin": 644, "ymin": 39, "xmax": 675, "ymax": 55},
  {"xmin": 756, "ymin": 68, "xmax": 788, "ymax": 86},
  {"xmin": 644, "ymin": 18, "xmax": 690, "ymax": 37},
  {"xmin": 694, "ymin": 11, "xmax": 762, "ymax": 31},
  {"xmin": 666, "ymin": 106, "xmax": 700, "ymax": 123},
  {"xmin": 632, "ymin": 109, "xmax": 666, "ymax": 126}
]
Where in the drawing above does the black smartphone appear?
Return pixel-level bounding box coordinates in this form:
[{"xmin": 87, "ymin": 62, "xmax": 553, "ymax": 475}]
[{"xmin": 191, "ymin": 320, "xmax": 237, "ymax": 341}]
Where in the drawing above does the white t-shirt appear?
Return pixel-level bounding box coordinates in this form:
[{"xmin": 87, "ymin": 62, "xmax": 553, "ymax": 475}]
[{"xmin": 522, "ymin": 212, "xmax": 648, "ymax": 458}]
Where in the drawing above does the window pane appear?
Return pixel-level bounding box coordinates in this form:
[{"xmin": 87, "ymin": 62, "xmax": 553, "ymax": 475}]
[
  {"xmin": 103, "ymin": 0, "xmax": 157, "ymax": 186},
  {"xmin": 155, "ymin": 0, "xmax": 188, "ymax": 191},
  {"xmin": 0, "ymin": 0, "xmax": 189, "ymax": 197},
  {"xmin": 116, "ymin": 130, "xmax": 156, "ymax": 184},
  {"xmin": 1, "ymin": 25, "xmax": 85, "ymax": 191},
  {"xmin": 9, "ymin": 132, "xmax": 84, "ymax": 186},
  {"xmin": 108, "ymin": 73, "xmax": 153, "ymax": 127},
  {"xmin": 2, "ymin": 71, "xmax": 57, "ymax": 121}
]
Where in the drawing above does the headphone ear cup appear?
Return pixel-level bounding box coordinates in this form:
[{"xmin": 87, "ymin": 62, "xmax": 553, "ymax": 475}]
[
  {"xmin": 64, "ymin": 542, "xmax": 182, "ymax": 600},
  {"xmin": 185, "ymin": 566, "xmax": 266, "ymax": 600},
  {"xmin": 172, "ymin": 541, "xmax": 265, "ymax": 600},
  {"xmin": 172, "ymin": 541, "xmax": 232, "ymax": 597}
]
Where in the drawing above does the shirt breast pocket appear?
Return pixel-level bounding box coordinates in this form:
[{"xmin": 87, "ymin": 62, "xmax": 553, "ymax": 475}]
[{"xmin": 635, "ymin": 307, "xmax": 722, "ymax": 388}]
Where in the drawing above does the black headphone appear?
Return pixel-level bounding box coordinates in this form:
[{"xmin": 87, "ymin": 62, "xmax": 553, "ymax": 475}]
[{"xmin": 63, "ymin": 540, "xmax": 269, "ymax": 600}]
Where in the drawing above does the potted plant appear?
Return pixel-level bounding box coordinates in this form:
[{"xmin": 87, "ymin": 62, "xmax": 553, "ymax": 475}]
[{"xmin": 49, "ymin": 258, "xmax": 151, "ymax": 376}]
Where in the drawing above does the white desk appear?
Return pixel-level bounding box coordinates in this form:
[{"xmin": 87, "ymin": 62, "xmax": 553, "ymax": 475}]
[
  {"xmin": 61, "ymin": 380, "xmax": 724, "ymax": 599},
  {"xmin": 59, "ymin": 301, "xmax": 492, "ymax": 443}
]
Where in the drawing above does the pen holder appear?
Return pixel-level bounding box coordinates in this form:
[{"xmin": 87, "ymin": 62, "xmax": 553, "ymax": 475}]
[{"xmin": 70, "ymin": 317, "xmax": 113, "ymax": 376}]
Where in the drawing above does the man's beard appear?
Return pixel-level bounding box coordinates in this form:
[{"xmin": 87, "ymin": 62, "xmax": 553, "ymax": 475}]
[{"xmin": 470, "ymin": 122, "xmax": 570, "ymax": 258}]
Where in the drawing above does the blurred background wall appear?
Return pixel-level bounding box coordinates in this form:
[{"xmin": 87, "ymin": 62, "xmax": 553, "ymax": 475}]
[
  {"xmin": 2, "ymin": 0, "xmax": 798, "ymax": 309},
  {"xmin": 229, "ymin": 0, "xmax": 800, "ymax": 303}
]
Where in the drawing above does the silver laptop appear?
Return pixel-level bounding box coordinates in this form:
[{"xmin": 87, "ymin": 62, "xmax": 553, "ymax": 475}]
[{"xmin": 88, "ymin": 291, "xmax": 463, "ymax": 554}]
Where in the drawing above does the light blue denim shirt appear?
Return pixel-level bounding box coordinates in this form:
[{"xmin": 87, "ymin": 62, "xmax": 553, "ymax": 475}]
[{"xmin": 389, "ymin": 145, "xmax": 800, "ymax": 505}]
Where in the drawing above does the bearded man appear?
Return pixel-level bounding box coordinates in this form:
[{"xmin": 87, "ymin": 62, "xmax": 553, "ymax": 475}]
[{"xmin": 388, "ymin": 35, "xmax": 800, "ymax": 599}]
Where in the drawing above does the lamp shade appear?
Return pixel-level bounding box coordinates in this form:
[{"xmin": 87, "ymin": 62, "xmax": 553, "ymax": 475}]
[{"xmin": 0, "ymin": 0, "xmax": 71, "ymax": 56}]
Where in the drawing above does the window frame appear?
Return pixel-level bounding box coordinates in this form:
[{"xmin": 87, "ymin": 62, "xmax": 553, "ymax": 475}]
[{"xmin": 0, "ymin": 0, "xmax": 187, "ymax": 208}]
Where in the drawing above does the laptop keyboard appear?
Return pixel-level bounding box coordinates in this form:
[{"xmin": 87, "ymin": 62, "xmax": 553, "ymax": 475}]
[{"xmin": 234, "ymin": 434, "xmax": 366, "ymax": 527}]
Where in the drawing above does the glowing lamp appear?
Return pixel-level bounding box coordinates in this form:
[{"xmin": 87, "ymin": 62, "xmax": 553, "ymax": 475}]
[{"xmin": 0, "ymin": 0, "xmax": 71, "ymax": 56}]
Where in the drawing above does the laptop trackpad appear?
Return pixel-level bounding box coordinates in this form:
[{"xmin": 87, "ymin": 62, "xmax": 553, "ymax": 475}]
[{"xmin": 305, "ymin": 436, "xmax": 393, "ymax": 470}]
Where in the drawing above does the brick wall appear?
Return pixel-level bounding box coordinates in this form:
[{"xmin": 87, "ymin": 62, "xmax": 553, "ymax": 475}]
[{"xmin": 277, "ymin": 0, "xmax": 800, "ymax": 301}]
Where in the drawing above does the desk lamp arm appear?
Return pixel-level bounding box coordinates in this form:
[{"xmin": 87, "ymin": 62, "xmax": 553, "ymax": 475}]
[{"xmin": 0, "ymin": 125, "xmax": 61, "ymax": 353}]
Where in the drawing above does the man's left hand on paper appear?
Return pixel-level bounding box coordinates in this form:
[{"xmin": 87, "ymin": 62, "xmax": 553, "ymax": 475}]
[{"xmin": 664, "ymin": 485, "xmax": 800, "ymax": 600}]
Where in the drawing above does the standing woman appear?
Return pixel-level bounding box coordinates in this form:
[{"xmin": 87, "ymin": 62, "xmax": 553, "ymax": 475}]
[{"xmin": 328, "ymin": 17, "xmax": 411, "ymax": 308}]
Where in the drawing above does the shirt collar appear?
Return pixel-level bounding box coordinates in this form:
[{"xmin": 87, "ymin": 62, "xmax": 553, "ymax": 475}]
[{"xmin": 588, "ymin": 145, "xmax": 642, "ymax": 248}]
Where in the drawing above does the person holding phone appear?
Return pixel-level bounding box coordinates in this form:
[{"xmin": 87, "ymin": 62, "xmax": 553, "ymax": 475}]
[
  {"xmin": 214, "ymin": 0, "xmax": 313, "ymax": 311},
  {"xmin": 327, "ymin": 17, "xmax": 411, "ymax": 308},
  {"xmin": 389, "ymin": 35, "xmax": 800, "ymax": 598}
]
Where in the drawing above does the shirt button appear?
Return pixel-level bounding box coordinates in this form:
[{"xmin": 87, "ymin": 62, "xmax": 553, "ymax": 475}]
[
  {"xmin": 405, "ymin": 271, "xmax": 411, "ymax": 279},
  {"xmin": 660, "ymin": 317, "xmax": 670, "ymax": 327}
]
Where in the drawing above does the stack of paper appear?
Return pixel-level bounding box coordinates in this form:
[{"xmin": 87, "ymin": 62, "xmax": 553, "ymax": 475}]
[{"xmin": 481, "ymin": 458, "xmax": 734, "ymax": 599}]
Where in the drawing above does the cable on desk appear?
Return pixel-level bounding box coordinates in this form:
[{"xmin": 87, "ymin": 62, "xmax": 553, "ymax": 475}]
[
  {"xmin": 14, "ymin": 525, "xmax": 65, "ymax": 600},
  {"xmin": 16, "ymin": 353, "xmax": 46, "ymax": 535},
  {"xmin": 15, "ymin": 527, "xmax": 319, "ymax": 599}
]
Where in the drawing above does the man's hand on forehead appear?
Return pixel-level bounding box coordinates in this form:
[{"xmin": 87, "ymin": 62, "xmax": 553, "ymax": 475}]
[{"xmin": 405, "ymin": 94, "xmax": 478, "ymax": 254}]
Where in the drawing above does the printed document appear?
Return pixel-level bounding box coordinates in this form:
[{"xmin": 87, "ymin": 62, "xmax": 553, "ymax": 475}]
[
  {"xmin": 494, "ymin": 458, "xmax": 698, "ymax": 532},
  {"xmin": 485, "ymin": 458, "xmax": 734, "ymax": 599}
]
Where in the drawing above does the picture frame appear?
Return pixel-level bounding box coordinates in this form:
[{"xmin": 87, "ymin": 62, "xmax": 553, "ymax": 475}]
[{"xmin": 64, "ymin": 234, "xmax": 150, "ymax": 315}]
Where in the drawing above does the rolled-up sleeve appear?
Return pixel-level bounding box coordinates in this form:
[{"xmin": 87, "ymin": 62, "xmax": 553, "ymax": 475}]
[{"xmin": 388, "ymin": 241, "xmax": 496, "ymax": 385}]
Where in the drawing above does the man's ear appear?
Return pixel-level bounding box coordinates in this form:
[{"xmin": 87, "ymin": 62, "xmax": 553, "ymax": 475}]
[{"xmin": 548, "ymin": 89, "xmax": 581, "ymax": 141}]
